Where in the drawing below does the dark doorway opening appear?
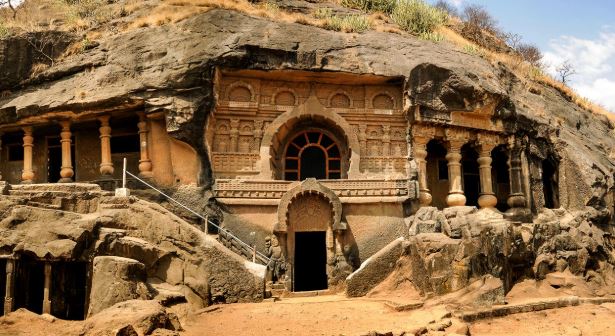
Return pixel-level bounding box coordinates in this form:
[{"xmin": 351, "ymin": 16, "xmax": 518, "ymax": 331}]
[
  {"xmin": 51, "ymin": 262, "xmax": 87, "ymax": 320},
  {"xmin": 300, "ymin": 147, "xmax": 327, "ymax": 180},
  {"xmin": 426, "ymin": 140, "xmax": 449, "ymax": 210},
  {"xmin": 294, "ymin": 231, "xmax": 328, "ymax": 292},
  {"xmin": 462, "ymin": 145, "xmax": 480, "ymax": 207},
  {"xmin": 0, "ymin": 259, "xmax": 6, "ymax": 316},
  {"xmin": 542, "ymin": 157, "xmax": 560, "ymax": 209},
  {"xmin": 47, "ymin": 137, "xmax": 76, "ymax": 183},
  {"xmin": 14, "ymin": 257, "xmax": 45, "ymax": 314}
]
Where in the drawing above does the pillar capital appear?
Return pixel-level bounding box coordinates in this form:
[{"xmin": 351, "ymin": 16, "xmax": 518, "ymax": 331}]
[{"xmin": 445, "ymin": 128, "xmax": 470, "ymax": 153}]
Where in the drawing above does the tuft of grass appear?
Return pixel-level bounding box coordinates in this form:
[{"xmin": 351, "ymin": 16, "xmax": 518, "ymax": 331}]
[
  {"xmin": 340, "ymin": 0, "xmax": 396, "ymax": 14},
  {"xmin": 0, "ymin": 22, "xmax": 10, "ymax": 39},
  {"xmin": 325, "ymin": 14, "xmax": 371, "ymax": 33},
  {"xmin": 419, "ymin": 32, "xmax": 443, "ymax": 42},
  {"xmin": 391, "ymin": 0, "xmax": 448, "ymax": 35}
]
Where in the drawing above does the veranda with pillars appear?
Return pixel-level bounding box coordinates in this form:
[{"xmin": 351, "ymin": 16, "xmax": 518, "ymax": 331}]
[
  {"xmin": 0, "ymin": 111, "xmax": 156, "ymax": 187},
  {"xmin": 413, "ymin": 125, "xmax": 527, "ymax": 212}
]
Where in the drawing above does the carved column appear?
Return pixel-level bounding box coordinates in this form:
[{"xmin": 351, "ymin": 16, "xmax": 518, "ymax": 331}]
[
  {"xmin": 252, "ymin": 120, "xmax": 264, "ymax": 153},
  {"xmin": 42, "ymin": 262, "xmax": 51, "ymax": 315},
  {"xmin": 3, "ymin": 259, "xmax": 14, "ymax": 316},
  {"xmin": 98, "ymin": 115, "xmax": 114, "ymax": 177},
  {"xmin": 477, "ymin": 134, "xmax": 498, "ymax": 209},
  {"xmin": 413, "ymin": 133, "xmax": 432, "ymax": 206},
  {"xmin": 21, "ymin": 127, "xmax": 35, "ymax": 184},
  {"xmin": 137, "ymin": 113, "xmax": 153, "ymax": 178},
  {"xmin": 358, "ymin": 125, "xmax": 367, "ymax": 154},
  {"xmin": 445, "ymin": 129, "xmax": 467, "ymax": 207},
  {"xmin": 229, "ymin": 119, "xmax": 240, "ymax": 152},
  {"xmin": 507, "ymin": 136, "xmax": 527, "ymax": 209},
  {"xmin": 58, "ymin": 121, "xmax": 74, "ymax": 183},
  {"xmin": 382, "ymin": 125, "xmax": 391, "ymax": 156},
  {"xmin": 0, "ymin": 133, "xmax": 3, "ymax": 181}
]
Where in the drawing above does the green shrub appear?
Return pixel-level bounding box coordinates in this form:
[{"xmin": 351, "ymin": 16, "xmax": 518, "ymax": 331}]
[
  {"xmin": 0, "ymin": 23, "xmax": 9, "ymax": 39},
  {"xmin": 391, "ymin": 0, "xmax": 447, "ymax": 35},
  {"xmin": 419, "ymin": 32, "xmax": 444, "ymax": 42},
  {"xmin": 325, "ymin": 14, "xmax": 371, "ymax": 33},
  {"xmin": 341, "ymin": 0, "xmax": 397, "ymax": 14},
  {"xmin": 463, "ymin": 44, "xmax": 485, "ymax": 56},
  {"xmin": 314, "ymin": 8, "xmax": 333, "ymax": 20}
]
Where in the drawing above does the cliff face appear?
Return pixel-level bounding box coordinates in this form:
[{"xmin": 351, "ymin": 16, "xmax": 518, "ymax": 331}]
[{"xmin": 1, "ymin": 8, "xmax": 613, "ymax": 195}]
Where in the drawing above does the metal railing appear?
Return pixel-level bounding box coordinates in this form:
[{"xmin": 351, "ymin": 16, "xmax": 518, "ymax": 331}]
[{"xmin": 122, "ymin": 159, "xmax": 271, "ymax": 265}]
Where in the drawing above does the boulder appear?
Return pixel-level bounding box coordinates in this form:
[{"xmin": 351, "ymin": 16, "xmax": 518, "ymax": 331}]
[
  {"xmin": 88, "ymin": 256, "xmax": 151, "ymax": 317},
  {"xmin": 80, "ymin": 300, "xmax": 181, "ymax": 336}
]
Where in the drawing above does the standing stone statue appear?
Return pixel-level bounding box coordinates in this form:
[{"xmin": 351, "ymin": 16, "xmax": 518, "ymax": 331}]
[{"xmin": 265, "ymin": 235, "xmax": 286, "ymax": 283}]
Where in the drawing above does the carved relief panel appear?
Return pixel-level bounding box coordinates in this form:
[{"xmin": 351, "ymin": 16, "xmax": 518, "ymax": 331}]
[{"xmin": 288, "ymin": 194, "xmax": 332, "ymax": 232}]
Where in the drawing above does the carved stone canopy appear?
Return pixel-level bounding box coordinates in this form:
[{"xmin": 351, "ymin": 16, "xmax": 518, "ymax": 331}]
[{"xmin": 275, "ymin": 178, "xmax": 344, "ymax": 233}]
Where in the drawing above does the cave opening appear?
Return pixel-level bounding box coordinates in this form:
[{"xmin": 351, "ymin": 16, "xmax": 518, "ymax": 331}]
[{"xmin": 542, "ymin": 156, "xmax": 560, "ymax": 209}]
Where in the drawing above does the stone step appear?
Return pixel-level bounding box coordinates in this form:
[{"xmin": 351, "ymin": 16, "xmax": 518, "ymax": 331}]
[{"xmin": 26, "ymin": 201, "xmax": 62, "ymax": 210}]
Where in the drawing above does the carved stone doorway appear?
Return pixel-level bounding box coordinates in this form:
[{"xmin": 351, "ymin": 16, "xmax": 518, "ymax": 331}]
[
  {"xmin": 0, "ymin": 259, "xmax": 6, "ymax": 315},
  {"xmin": 293, "ymin": 231, "xmax": 328, "ymax": 292}
]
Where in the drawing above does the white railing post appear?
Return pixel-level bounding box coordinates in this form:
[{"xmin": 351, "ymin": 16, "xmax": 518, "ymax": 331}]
[{"xmin": 114, "ymin": 157, "xmax": 130, "ymax": 197}]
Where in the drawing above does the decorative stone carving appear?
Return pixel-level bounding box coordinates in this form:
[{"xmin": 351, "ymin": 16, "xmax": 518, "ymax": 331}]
[
  {"xmin": 382, "ymin": 125, "xmax": 391, "ymax": 156},
  {"xmin": 288, "ymin": 193, "xmax": 333, "ymax": 232},
  {"xmin": 228, "ymin": 83, "xmax": 253, "ymax": 102},
  {"xmin": 275, "ymin": 179, "xmax": 344, "ymax": 232},
  {"xmin": 253, "ymin": 120, "xmax": 264, "ymax": 153},
  {"xmin": 444, "ymin": 128, "xmax": 470, "ymax": 207},
  {"xmin": 476, "ymin": 133, "xmax": 501, "ymax": 208},
  {"xmin": 59, "ymin": 120, "xmax": 74, "ymax": 183},
  {"xmin": 21, "ymin": 127, "xmax": 35, "ymax": 184},
  {"xmin": 229, "ymin": 119, "xmax": 240, "ymax": 152},
  {"xmin": 329, "ymin": 92, "xmax": 351, "ymax": 108},
  {"xmin": 372, "ymin": 93, "xmax": 395, "ymax": 109},
  {"xmin": 274, "ymin": 90, "xmax": 296, "ymax": 106},
  {"xmin": 265, "ymin": 235, "xmax": 286, "ymax": 283},
  {"xmin": 98, "ymin": 115, "xmax": 114, "ymax": 176}
]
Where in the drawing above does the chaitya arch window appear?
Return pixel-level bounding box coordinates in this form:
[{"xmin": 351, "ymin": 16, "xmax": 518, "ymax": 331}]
[{"xmin": 284, "ymin": 130, "xmax": 342, "ymax": 180}]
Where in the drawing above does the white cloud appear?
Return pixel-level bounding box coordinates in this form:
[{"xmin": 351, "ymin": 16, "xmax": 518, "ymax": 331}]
[
  {"xmin": 448, "ymin": 0, "xmax": 465, "ymax": 8},
  {"xmin": 543, "ymin": 30, "xmax": 615, "ymax": 112}
]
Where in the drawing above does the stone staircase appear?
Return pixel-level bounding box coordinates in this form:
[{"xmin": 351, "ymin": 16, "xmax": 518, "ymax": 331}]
[{"xmin": 3, "ymin": 183, "xmax": 104, "ymax": 214}]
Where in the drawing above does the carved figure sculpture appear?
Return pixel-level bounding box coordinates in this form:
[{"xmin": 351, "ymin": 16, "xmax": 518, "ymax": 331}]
[{"xmin": 266, "ymin": 235, "xmax": 286, "ymax": 283}]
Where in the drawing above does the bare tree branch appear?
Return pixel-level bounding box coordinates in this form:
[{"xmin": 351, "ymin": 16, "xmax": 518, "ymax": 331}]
[
  {"xmin": 0, "ymin": 0, "xmax": 18, "ymax": 19},
  {"xmin": 555, "ymin": 60, "xmax": 577, "ymax": 85}
]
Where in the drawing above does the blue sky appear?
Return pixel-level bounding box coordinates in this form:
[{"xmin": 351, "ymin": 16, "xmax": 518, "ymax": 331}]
[{"xmin": 428, "ymin": 0, "xmax": 615, "ymax": 112}]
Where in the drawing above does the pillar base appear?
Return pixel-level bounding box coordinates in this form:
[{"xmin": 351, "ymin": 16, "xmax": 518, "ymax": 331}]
[
  {"xmin": 478, "ymin": 194, "xmax": 498, "ymax": 208},
  {"xmin": 20, "ymin": 180, "xmax": 33, "ymax": 184},
  {"xmin": 138, "ymin": 171, "xmax": 154, "ymax": 179},
  {"xmin": 419, "ymin": 191, "xmax": 432, "ymax": 206},
  {"xmin": 42, "ymin": 299, "xmax": 51, "ymax": 315},
  {"xmin": 446, "ymin": 193, "xmax": 466, "ymax": 207},
  {"xmin": 58, "ymin": 177, "xmax": 74, "ymax": 183},
  {"xmin": 3, "ymin": 298, "xmax": 12, "ymax": 316}
]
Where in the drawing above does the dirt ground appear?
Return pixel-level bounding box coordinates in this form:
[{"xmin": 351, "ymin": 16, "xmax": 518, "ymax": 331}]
[{"xmin": 3, "ymin": 297, "xmax": 615, "ymax": 335}]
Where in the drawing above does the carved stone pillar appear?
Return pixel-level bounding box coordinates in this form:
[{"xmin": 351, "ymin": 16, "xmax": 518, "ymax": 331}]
[
  {"xmin": 414, "ymin": 136, "xmax": 431, "ymax": 206},
  {"xmin": 98, "ymin": 115, "xmax": 114, "ymax": 177},
  {"xmin": 358, "ymin": 125, "xmax": 367, "ymax": 154},
  {"xmin": 382, "ymin": 125, "xmax": 391, "ymax": 156},
  {"xmin": 21, "ymin": 127, "xmax": 35, "ymax": 184},
  {"xmin": 42, "ymin": 262, "xmax": 51, "ymax": 315},
  {"xmin": 229, "ymin": 119, "xmax": 240, "ymax": 152},
  {"xmin": 253, "ymin": 120, "xmax": 264, "ymax": 153},
  {"xmin": 0, "ymin": 133, "xmax": 3, "ymax": 181},
  {"xmin": 59, "ymin": 121, "xmax": 74, "ymax": 183},
  {"xmin": 477, "ymin": 134, "xmax": 498, "ymax": 209},
  {"xmin": 137, "ymin": 113, "xmax": 153, "ymax": 178},
  {"xmin": 3, "ymin": 259, "xmax": 14, "ymax": 316},
  {"xmin": 507, "ymin": 137, "xmax": 526, "ymax": 209},
  {"xmin": 445, "ymin": 129, "xmax": 468, "ymax": 207}
]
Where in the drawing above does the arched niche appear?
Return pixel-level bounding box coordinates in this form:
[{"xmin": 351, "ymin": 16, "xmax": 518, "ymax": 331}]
[{"xmin": 258, "ymin": 95, "xmax": 361, "ymax": 179}]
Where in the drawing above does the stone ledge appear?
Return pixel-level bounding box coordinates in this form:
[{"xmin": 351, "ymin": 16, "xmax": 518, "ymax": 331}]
[{"xmin": 452, "ymin": 296, "xmax": 615, "ymax": 322}]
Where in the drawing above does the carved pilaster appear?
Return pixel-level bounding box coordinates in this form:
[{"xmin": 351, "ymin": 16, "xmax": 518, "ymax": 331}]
[
  {"xmin": 0, "ymin": 132, "xmax": 3, "ymax": 181},
  {"xmin": 358, "ymin": 124, "xmax": 367, "ymax": 155},
  {"xmin": 21, "ymin": 127, "xmax": 35, "ymax": 184},
  {"xmin": 253, "ymin": 120, "xmax": 264, "ymax": 153},
  {"xmin": 382, "ymin": 125, "xmax": 391, "ymax": 156},
  {"xmin": 229, "ymin": 119, "xmax": 240, "ymax": 152},
  {"xmin": 413, "ymin": 125, "xmax": 436, "ymax": 206}
]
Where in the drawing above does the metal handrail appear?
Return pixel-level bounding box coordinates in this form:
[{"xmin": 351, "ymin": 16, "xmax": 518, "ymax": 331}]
[{"xmin": 123, "ymin": 168, "xmax": 271, "ymax": 265}]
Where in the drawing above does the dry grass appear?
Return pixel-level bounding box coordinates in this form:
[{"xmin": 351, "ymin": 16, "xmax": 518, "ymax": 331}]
[{"xmin": 436, "ymin": 26, "xmax": 615, "ymax": 120}]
